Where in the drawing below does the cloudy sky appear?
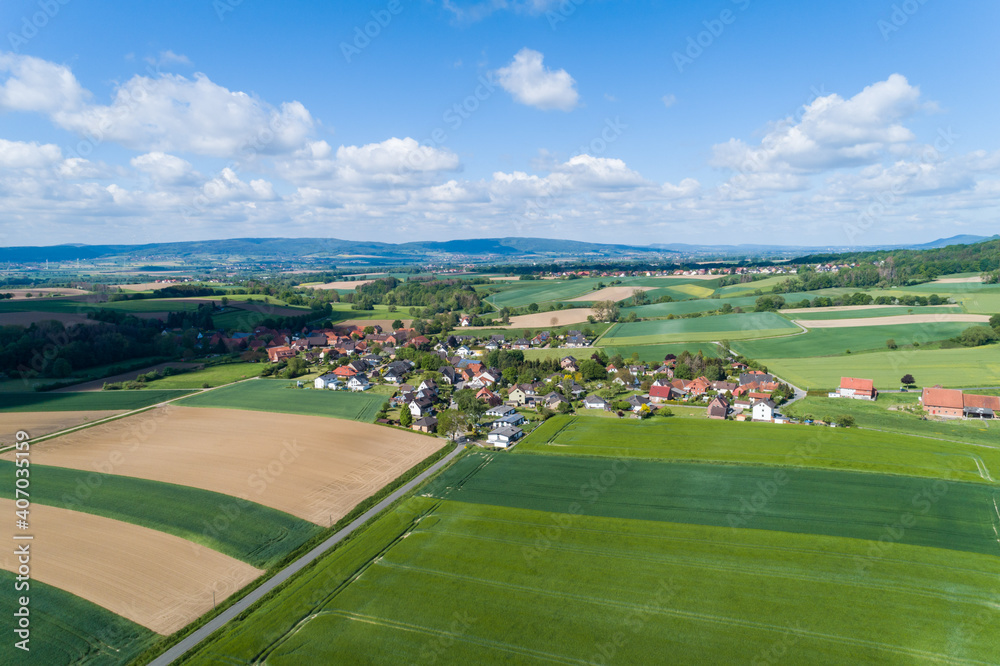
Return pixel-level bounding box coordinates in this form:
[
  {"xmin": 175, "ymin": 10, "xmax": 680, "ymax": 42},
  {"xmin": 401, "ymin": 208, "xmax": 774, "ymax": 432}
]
[{"xmin": 0, "ymin": 0, "xmax": 998, "ymax": 247}]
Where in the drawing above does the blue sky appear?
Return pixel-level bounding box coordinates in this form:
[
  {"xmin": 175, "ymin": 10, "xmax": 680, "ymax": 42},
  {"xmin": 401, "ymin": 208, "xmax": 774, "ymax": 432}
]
[{"xmin": 1, "ymin": 0, "xmax": 998, "ymax": 247}]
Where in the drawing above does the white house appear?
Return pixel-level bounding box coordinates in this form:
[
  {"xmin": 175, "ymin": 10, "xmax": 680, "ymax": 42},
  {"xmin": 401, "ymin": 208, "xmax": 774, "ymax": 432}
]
[
  {"xmin": 488, "ymin": 426, "xmax": 524, "ymax": 449},
  {"xmin": 829, "ymin": 377, "xmax": 877, "ymax": 401},
  {"xmin": 583, "ymin": 394, "xmax": 610, "ymax": 410},
  {"xmin": 485, "ymin": 404, "xmax": 516, "ymax": 418},
  {"xmin": 347, "ymin": 374, "xmax": 371, "ymax": 392},
  {"xmin": 494, "ymin": 413, "xmax": 527, "ymax": 427},
  {"xmin": 456, "ymin": 345, "xmax": 474, "ymax": 357},
  {"xmin": 752, "ymin": 399, "xmax": 776, "ymax": 422},
  {"xmin": 314, "ymin": 373, "xmax": 340, "ymax": 389}
]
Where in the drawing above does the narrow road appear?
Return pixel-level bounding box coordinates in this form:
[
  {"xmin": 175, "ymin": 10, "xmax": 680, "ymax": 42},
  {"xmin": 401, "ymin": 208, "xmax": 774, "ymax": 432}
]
[{"xmin": 149, "ymin": 443, "xmax": 465, "ymax": 666}]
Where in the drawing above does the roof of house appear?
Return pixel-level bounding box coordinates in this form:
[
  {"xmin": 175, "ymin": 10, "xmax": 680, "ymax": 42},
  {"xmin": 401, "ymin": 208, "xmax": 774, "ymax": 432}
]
[
  {"xmin": 649, "ymin": 385, "xmax": 673, "ymax": 398},
  {"xmin": 922, "ymin": 387, "xmax": 964, "ymax": 409},
  {"xmin": 413, "ymin": 416, "xmax": 437, "ymax": 427},
  {"xmin": 489, "ymin": 426, "xmax": 522, "ymax": 438},
  {"xmin": 840, "ymin": 377, "xmax": 874, "ymax": 392},
  {"xmin": 963, "ymin": 393, "xmax": 1000, "ymax": 410}
]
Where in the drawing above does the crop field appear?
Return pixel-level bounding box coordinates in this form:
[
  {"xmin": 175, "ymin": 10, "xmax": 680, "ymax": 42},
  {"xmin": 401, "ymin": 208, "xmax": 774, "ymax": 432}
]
[
  {"xmin": 142, "ymin": 362, "xmax": 261, "ymax": 388},
  {"xmin": 759, "ymin": 346, "xmax": 1000, "ymax": 389},
  {"xmin": 0, "ymin": 571, "xmax": 156, "ymax": 666},
  {"xmin": 601, "ymin": 312, "xmax": 799, "ymax": 345},
  {"xmin": 621, "ymin": 295, "xmax": 758, "ymax": 318},
  {"xmin": 427, "ymin": 454, "xmax": 1000, "ymax": 556},
  {"xmin": 178, "ymin": 379, "xmax": 385, "ymax": 421},
  {"xmin": 785, "ymin": 305, "xmax": 964, "ymax": 320},
  {"xmin": 733, "ymin": 322, "xmax": 972, "ymax": 358},
  {"xmin": 714, "ymin": 275, "xmax": 789, "ymax": 296},
  {"xmin": 0, "ymin": 389, "xmax": 190, "ymax": 412},
  {"xmin": 783, "ymin": 394, "xmax": 1000, "ymax": 450},
  {"xmin": 0, "ymin": 297, "xmax": 204, "ymax": 314},
  {"xmin": 598, "ymin": 342, "xmax": 720, "ymax": 362},
  {"xmin": 5, "ymin": 405, "xmax": 443, "ymax": 525},
  {"xmin": 0, "ymin": 500, "xmax": 263, "ymax": 635},
  {"xmin": 517, "ymin": 415, "xmax": 998, "ymax": 484},
  {"xmin": 186, "ymin": 495, "xmax": 1000, "ymax": 665},
  {"xmin": 485, "ymin": 278, "xmax": 607, "ymax": 308},
  {"xmin": 0, "ymin": 461, "xmax": 320, "ymax": 569}
]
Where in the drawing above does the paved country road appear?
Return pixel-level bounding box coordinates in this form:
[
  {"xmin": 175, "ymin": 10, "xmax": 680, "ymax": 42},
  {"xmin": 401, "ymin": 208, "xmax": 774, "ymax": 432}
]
[{"xmin": 150, "ymin": 442, "xmax": 465, "ymax": 666}]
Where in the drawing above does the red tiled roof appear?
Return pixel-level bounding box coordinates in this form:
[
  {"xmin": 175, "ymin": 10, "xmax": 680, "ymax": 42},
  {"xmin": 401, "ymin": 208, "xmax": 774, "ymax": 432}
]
[
  {"xmin": 922, "ymin": 387, "xmax": 964, "ymax": 409},
  {"xmin": 964, "ymin": 393, "xmax": 1000, "ymax": 410},
  {"xmin": 840, "ymin": 377, "xmax": 874, "ymax": 392},
  {"xmin": 649, "ymin": 385, "xmax": 673, "ymax": 399}
]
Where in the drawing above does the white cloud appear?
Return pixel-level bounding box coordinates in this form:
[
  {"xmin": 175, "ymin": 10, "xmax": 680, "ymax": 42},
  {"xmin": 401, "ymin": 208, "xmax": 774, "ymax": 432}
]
[
  {"xmin": 145, "ymin": 50, "xmax": 192, "ymax": 68},
  {"xmin": 130, "ymin": 152, "xmax": 201, "ymax": 186},
  {"xmin": 712, "ymin": 74, "xmax": 921, "ymax": 177},
  {"xmin": 0, "ymin": 139, "xmax": 62, "ymax": 169},
  {"xmin": 662, "ymin": 94, "xmax": 677, "ymax": 109},
  {"xmin": 442, "ymin": 0, "xmax": 561, "ymax": 23},
  {"xmin": 0, "ymin": 52, "xmax": 315, "ymax": 158},
  {"xmin": 494, "ymin": 48, "xmax": 579, "ymax": 112}
]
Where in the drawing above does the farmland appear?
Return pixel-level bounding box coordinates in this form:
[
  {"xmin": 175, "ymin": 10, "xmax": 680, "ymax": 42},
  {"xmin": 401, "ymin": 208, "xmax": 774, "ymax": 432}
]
[
  {"xmin": 140, "ymin": 362, "xmax": 261, "ymax": 388},
  {"xmin": 758, "ymin": 346, "xmax": 1000, "ymax": 389},
  {"xmin": 0, "ymin": 389, "xmax": 190, "ymax": 412},
  {"xmin": 4, "ymin": 405, "xmax": 444, "ymax": 524},
  {"xmin": 0, "ymin": 500, "xmax": 263, "ymax": 635},
  {"xmin": 0, "ymin": 460, "xmax": 321, "ymax": 568},
  {"xmin": 516, "ymin": 415, "xmax": 997, "ymax": 484},
  {"xmin": 733, "ymin": 322, "xmax": 972, "ymax": 358},
  {"xmin": 0, "ymin": 410, "xmax": 126, "ymax": 445},
  {"xmin": 0, "ymin": 571, "xmax": 156, "ymax": 666},
  {"xmin": 786, "ymin": 305, "xmax": 965, "ymax": 319},
  {"xmin": 177, "ymin": 378, "xmax": 385, "ymax": 421},
  {"xmin": 601, "ymin": 312, "xmax": 800, "ymax": 345},
  {"xmin": 597, "ymin": 342, "xmax": 720, "ymax": 362},
  {"xmin": 186, "ymin": 495, "xmax": 1000, "ymax": 665}
]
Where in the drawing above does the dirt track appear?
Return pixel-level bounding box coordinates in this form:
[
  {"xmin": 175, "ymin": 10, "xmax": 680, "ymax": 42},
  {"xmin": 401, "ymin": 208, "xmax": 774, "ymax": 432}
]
[
  {"xmin": 9, "ymin": 406, "xmax": 443, "ymax": 525},
  {"xmin": 0, "ymin": 500, "xmax": 262, "ymax": 635},
  {"xmin": 795, "ymin": 314, "xmax": 990, "ymax": 328},
  {"xmin": 0, "ymin": 410, "xmax": 126, "ymax": 445}
]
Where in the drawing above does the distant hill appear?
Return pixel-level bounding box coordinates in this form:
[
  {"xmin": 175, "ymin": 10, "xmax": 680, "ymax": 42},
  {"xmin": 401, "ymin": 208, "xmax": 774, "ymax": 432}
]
[{"xmin": 907, "ymin": 234, "xmax": 999, "ymax": 250}]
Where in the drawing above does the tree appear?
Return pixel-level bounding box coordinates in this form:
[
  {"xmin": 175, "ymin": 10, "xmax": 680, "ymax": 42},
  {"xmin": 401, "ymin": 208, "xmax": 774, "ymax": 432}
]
[
  {"xmin": 901, "ymin": 374, "xmax": 915, "ymax": 387},
  {"xmin": 754, "ymin": 295, "xmax": 785, "ymax": 312},
  {"xmin": 886, "ymin": 338, "xmax": 897, "ymax": 350},
  {"xmin": 454, "ymin": 388, "xmax": 487, "ymax": 423},
  {"xmin": 592, "ymin": 300, "xmax": 620, "ymax": 322},
  {"xmin": 399, "ymin": 408, "xmax": 413, "ymax": 427},
  {"xmin": 435, "ymin": 409, "xmax": 467, "ymax": 441},
  {"xmin": 990, "ymin": 313, "xmax": 1000, "ymax": 331},
  {"xmin": 837, "ymin": 414, "xmax": 855, "ymax": 428},
  {"xmin": 392, "ymin": 319, "xmax": 404, "ymax": 330},
  {"xmin": 959, "ymin": 325, "xmax": 998, "ymax": 347},
  {"xmin": 579, "ymin": 358, "xmax": 608, "ymax": 381},
  {"xmin": 527, "ymin": 302, "xmax": 539, "ymax": 312}
]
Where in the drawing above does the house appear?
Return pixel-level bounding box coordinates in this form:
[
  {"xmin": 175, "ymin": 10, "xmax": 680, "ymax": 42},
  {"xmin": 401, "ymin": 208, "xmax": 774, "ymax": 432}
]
[
  {"xmin": 438, "ymin": 366, "xmax": 459, "ymax": 385},
  {"xmin": 626, "ymin": 394, "xmax": 651, "ymax": 412},
  {"xmin": 484, "ymin": 339, "xmax": 500, "ymax": 351},
  {"xmin": 920, "ymin": 387, "xmax": 965, "ymax": 419},
  {"xmin": 459, "ymin": 314, "xmax": 472, "ymax": 327},
  {"xmin": 649, "ymin": 385, "xmax": 676, "ymax": 404},
  {"xmin": 477, "ymin": 388, "xmax": 503, "ymax": 407},
  {"xmin": 494, "ymin": 412, "xmax": 527, "ymax": 427},
  {"xmin": 512, "ymin": 339, "xmax": 530, "ymax": 350},
  {"xmin": 707, "ymin": 396, "xmax": 730, "ymax": 420},
  {"xmin": 560, "ymin": 356, "xmax": 579, "ymax": 371},
  {"xmin": 732, "ymin": 399, "xmax": 752, "ymax": 413},
  {"xmin": 314, "ymin": 373, "xmax": 341, "ymax": 390},
  {"xmin": 508, "ymin": 387, "xmax": 528, "ymax": 405},
  {"xmin": 543, "ymin": 392, "xmax": 569, "ymax": 409},
  {"xmin": 267, "ymin": 346, "xmax": 296, "ymax": 363},
  {"xmin": 752, "ymin": 400, "xmax": 776, "ymax": 422},
  {"xmin": 582, "ymin": 394, "xmax": 610, "ymax": 410},
  {"xmin": 409, "ymin": 397, "xmax": 435, "ymax": 418},
  {"xmin": 456, "ymin": 345, "xmax": 474, "ymax": 357},
  {"xmin": 832, "ymin": 377, "xmax": 877, "ymax": 401},
  {"xmin": 711, "ymin": 381, "xmax": 738, "ymax": 393},
  {"xmin": 687, "ymin": 376, "xmax": 711, "ymax": 396},
  {"xmin": 382, "ymin": 368, "xmax": 403, "ymax": 384},
  {"xmin": 333, "ymin": 365, "xmax": 357, "ymax": 378},
  {"xmin": 485, "ymin": 404, "xmax": 517, "ymax": 418},
  {"xmin": 412, "ymin": 416, "xmax": 437, "ymax": 433},
  {"xmin": 739, "ymin": 372, "xmax": 774, "ymax": 386},
  {"xmin": 418, "ymin": 380, "xmax": 438, "ymax": 395},
  {"xmin": 347, "ymin": 374, "xmax": 371, "ymax": 391},
  {"xmin": 564, "ymin": 334, "xmax": 589, "ymax": 348},
  {"xmin": 488, "ymin": 426, "xmax": 524, "ymax": 448}
]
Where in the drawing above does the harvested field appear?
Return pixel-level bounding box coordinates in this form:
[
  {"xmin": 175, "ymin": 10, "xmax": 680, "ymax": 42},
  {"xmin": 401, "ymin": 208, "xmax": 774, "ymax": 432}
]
[
  {"xmin": 0, "ymin": 500, "xmax": 262, "ymax": 635},
  {"xmin": 55, "ymin": 362, "xmax": 202, "ymax": 391},
  {"xmin": 488, "ymin": 276, "xmax": 520, "ymax": 281},
  {"xmin": 567, "ymin": 286, "xmax": 655, "ymax": 302},
  {"xmin": 503, "ymin": 309, "xmax": 596, "ymax": 328},
  {"xmin": 0, "ymin": 311, "xmax": 96, "ymax": 327},
  {"xmin": 14, "ymin": 406, "xmax": 444, "ymax": 525},
  {"xmin": 795, "ymin": 314, "xmax": 989, "ymax": 328},
  {"xmin": 2, "ymin": 288, "xmax": 91, "ymax": 299},
  {"xmin": 303, "ymin": 280, "xmax": 373, "ymax": 290},
  {"xmin": 932, "ymin": 276, "xmax": 983, "ymax": 284},
  {"xmin": 0, "ymin": 410, "xmax": 125, "ymax": 445}
]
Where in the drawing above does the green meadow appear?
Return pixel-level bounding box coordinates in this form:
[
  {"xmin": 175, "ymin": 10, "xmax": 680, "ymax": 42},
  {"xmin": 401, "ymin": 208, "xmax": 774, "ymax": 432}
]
[
  {"xmin": 733, "ymin": 322, "xmax": 972, "ymax": 358},
  {"xmin": 177, "ymin": 379, "xmax": 385, "ymax": 422}
]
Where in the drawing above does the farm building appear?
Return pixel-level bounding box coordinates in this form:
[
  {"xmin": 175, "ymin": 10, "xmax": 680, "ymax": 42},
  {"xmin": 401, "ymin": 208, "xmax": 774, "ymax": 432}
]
[
  {"xmin": 921, "ymin": 387, "xmax": 999, "ymax": 419},
  {"xmin": 267, "ymin": 346, "xmax": 296, "ymax": 363},
  {"xmin": 830, "ymin": 377, "xmax": 877, "ymax": 400}
]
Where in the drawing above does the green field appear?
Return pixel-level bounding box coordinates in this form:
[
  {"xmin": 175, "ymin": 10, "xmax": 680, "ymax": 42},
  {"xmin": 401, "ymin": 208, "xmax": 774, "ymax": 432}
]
[
  {"xmin": 0, "ymin": 571, "xmax": 156, "ymax": 666},
  {"xmin": 0, "ymin": 390, "xmax": 191, "ymax": 412},
  {"xmin": 733, "ymin": 322, "xmax": 972, "ymax": 359},
  {"xmin": 484, "ymin": 278, "xmax": 607, "ymax": 308},
  {"xmin": 759, "ymin": 345, "xmax": 1000, "ymax": 389},
  {"xmin": 0, "ymin": 461, "xmax": 320, "ymax": 569},
  {"xmin": 427, "ymin": 453, "xmax": 999, "ymax": 556},
  {"xmin": 517, "ymin": 415, "xmax": 997, "ymax": 484},
  {"xmin": 177, "ymin": 379, "xmax": 386, "ymax": 421},
  {"xmin": 185, "ymin": 495, "xmax": 1000, "ymax": 665},
  {"xmin": 601, "ymin": 312, "xmax": 800, "ymax": 345},
  {"xmin": 784, "ymin": 393, "xmax": 1000, "ymax": 450},
  {"xmin": 143, "ymin": 362, "xmax": 261, "ymax": 388},
  {"xmin": 598, "ymin": 342, "xmax": 720, "ymax": 362},
  {"xmin": 786, "ymin": 305, "xmax": 965, "ymax": 320},
  {"xmin": 0, "ymin": 298, "xmax": 203, "ymax": 314},
  {"xmin": 621, "ymin": 295, "xmax": 758, "ymax": 319}
]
